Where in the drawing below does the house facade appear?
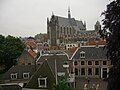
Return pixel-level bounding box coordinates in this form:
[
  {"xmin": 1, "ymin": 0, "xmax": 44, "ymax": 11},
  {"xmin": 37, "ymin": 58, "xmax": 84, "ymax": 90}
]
[
  {"xmin": 17, "ymin": 49, "xmax": 36, "ymax": 65},
  {"xmin": 71, "ymin": 45, "xmax": 111, "ymax": 79},
  {"xmin": 0, "ymin": 65, "xmax": 36, "ymax": 88}
]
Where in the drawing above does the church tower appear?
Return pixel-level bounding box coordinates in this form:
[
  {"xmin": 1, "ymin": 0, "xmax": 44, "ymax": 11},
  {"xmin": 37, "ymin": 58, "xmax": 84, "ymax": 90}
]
[
  {"xmin": 94, "ymin": 21, "xmax": 101, "ymax": 31},
  {"xmin": 47, "ymin": 13, "xmax": 59, "ymax": 49}
]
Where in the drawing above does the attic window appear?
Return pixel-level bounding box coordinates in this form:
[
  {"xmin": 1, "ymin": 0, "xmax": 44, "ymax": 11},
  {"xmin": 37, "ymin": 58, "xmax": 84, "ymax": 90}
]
[
  {"xmin": 80, "ymin": 51, "xmax": 85, "ymax": 58},
  {"xmin": 23, "ymin": 73, "xmax": 30, "ymax": 79},
  {"xmin": 11, "ymin": 73, "xmax": 17, "ymax": 79},
  {"xmin": 38, "ymin": 77, "xmax": 47, "ymax": 88}
]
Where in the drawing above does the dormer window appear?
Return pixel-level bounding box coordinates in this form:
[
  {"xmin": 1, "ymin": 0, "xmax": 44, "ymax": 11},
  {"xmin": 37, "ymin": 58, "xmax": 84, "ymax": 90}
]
[
  {"xmin": 23, "ymin": 73, "xmax": 30, "ymax": 79},
  {"xmin": 38, "ymin": 77, "xmax": 47, "ymax": 88},
  {"xmin": 63, "ymin": 62, "xmax": 69, "ymax": 68},
  {"xmin": 80, "ymin": 51, "xmax": 85, "ymax": 58},
  {"xmin": 11, "ymin": 73, "xmax": 17, "ymax": 79}
]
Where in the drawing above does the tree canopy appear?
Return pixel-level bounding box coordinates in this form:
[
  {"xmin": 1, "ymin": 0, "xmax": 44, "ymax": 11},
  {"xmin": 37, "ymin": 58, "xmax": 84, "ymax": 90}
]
[
  {"xmin": 99, "ymin": 0, "xmax": 120, "ymax": 90},
  {"xmin": 0, "ymin": 35, "xmax": 25, "ymax": 71},
  {"xmin": 52, "ymin": 76, "xmax": 74, "ymax": 90}
]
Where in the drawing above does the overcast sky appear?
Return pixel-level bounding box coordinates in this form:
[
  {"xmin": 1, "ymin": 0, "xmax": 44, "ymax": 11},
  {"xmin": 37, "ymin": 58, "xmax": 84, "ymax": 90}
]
[{"xmin": 0, "ymin": 0, "xmax": 110, "ymax": 37}]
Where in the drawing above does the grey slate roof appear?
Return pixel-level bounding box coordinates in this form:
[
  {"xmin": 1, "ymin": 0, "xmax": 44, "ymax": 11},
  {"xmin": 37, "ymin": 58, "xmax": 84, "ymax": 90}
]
[
  {"xmin": 37, "ymin": 54, "xmax": 69, "ymax": 76},
  {"xmin": 1, "ymin": 85, "xmax": 22, "ymax": 90},
  {"xmin": 2, "ymin": 65, "xmax": 36, "ymax": 80},
  {"xmin": 25, "ymin": 60, "xmax": 56, "ymax": 89},
  {"xmin": 25, "ymin": 54, "xmax": 69, "ymax": 89},
  {"xmin": 72, "ymin": 45, "xmax": 107, "ymax": 60},
  {"xmin": 56, "ymin": 16, "xmax": 86, "ymax": 30}
]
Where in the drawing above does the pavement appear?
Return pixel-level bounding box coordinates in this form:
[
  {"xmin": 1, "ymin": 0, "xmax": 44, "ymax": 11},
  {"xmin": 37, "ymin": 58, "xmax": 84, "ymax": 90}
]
[{"xmin": 75, "ymin": 77, "xmax": 108, "ymax": 90}]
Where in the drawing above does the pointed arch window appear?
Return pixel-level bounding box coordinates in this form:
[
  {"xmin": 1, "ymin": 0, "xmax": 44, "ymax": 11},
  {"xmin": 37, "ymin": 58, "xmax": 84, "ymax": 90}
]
[
  {"xmin": 60, "ymin": 27, "xmax": 62, "ymax": 34},
  {"xmin": 64, "ymin": 27, "xmax": 66, "ymax": 35},
  {"xmin": 70, "ymin": 27, "xmax": 72, "ymax": 34}
]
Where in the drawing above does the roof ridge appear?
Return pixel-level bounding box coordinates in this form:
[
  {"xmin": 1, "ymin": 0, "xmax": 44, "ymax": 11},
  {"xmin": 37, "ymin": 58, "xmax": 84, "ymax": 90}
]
[
  {"xmin": 70, "ymin": 47, "xmax": 80, "ymax": 60},
  {"xmin": 45, "ymin": 60, "xmax": 56, "ymax": 79}
]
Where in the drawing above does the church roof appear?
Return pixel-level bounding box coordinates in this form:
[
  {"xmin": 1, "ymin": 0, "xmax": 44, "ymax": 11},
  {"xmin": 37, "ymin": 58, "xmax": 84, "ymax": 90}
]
[{"xmin": 54, "ymin": 15, "xmax": 86, "ymax": 30}]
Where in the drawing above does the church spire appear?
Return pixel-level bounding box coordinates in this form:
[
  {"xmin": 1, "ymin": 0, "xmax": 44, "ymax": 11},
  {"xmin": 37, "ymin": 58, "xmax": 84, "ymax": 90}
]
[{"xmin": 68, "ymin": 6, "xmax": 71, "ymax": 18}]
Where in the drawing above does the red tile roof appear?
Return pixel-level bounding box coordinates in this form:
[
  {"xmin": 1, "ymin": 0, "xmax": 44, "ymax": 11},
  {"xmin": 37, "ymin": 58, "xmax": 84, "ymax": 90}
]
[
  {"xmin": 28, "ymin": 49, "xmax": 36, "ymax": 58},
  {"xmin": 24, "ymin": 41, "xmax": 36, "ymax": 47},
  {"xmin": 87, "ymin": 40, "xmax": 106, "ymax": 45}
]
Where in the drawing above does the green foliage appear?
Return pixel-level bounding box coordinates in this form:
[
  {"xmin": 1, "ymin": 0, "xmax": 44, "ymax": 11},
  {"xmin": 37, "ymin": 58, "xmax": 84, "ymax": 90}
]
[
  {"xmin": 0, "ymin": 35, "xmax": 25, "ymax": 71},
  {"xmin": 99, "ymin": 0, "xmax": 120, "ymax": 90},
  {"xmin": 52, "ymin": 76, "xmax": 73, "ymax": 90},
  {"xmin": 0, "ymin": 35, "xmax": 5, "ymax": 65}
]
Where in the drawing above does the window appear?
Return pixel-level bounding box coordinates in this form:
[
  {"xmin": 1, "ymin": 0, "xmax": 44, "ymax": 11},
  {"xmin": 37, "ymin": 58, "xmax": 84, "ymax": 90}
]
[
  {"xmin": 58, "ymin": 72, "xmax": 65, "ymax": 76},
  {"xmin": 64, "ymin": 27, "xmax": 66, "ymax": 34},
  {"xmin": 23, "ymin": 73, "xmax": 29, "ymax": 79},
  {"xmin": 88, "ymin": 68, "xmax": 92, "ymax": 76},
  {"xmin": 74, "ymin": 61, "xmax": 78, "ymax": 65},
  {"xmin": 38, "ymin": 77, "xmax": 47, "ymax": 88},
  {"xmin": 75, "ymin": 68, "xmax": 78, "ymax": 75},
  {"xmin": 81, "ymin": 68, "xmax": 85, "ymax": 75},
  {"xmin": 60, "ymin": 29, "xmax": 62, "ymax": 35},
  {"xmin": 67, "ymin": 27, "xmax": 69, "ymax": 34},
  {"xmin": 80, "ymin": 51, "xmax": 85, "ymax": 58},
  {"xmin": 95, "ymin": 68, "xmax": 99, "ymax": 75},
  {"xmin": 11, "ymin": 73, "xmax": 17, "ymax": 79},
  {"xmin": 22, "ymin": 63, "xmax": 25, "ymax": 65},
  {"xmin": 88, "ymin": 61, "xmax": 92, "ymax": 65},
  {"xmin": 103, "ymin": 61, "xmax": 107, "ymax": 65},
  {"xmin": 81, "ymin": 61, "xmax": 85, "ymax": 65},
  {"xmin": 95, "ymin": 61, "xmax": 99, "ymax": 65},
  {"xmin": 28, "ymin": 63, "xmax": 31, "ymax": 65},
  {"xmin": 70, "ymin": 27, "xmax": 72, "ymax": 34}
]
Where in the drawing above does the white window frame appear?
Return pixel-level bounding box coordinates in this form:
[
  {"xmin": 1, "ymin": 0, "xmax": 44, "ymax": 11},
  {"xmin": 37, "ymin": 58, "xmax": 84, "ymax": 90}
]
[
  {"xmin": 38, "ymin": 77, "xmax": 47, "ymax": 88},
  {"xmin": 23, "ymin": 73, "xmax": 30, "ymax": 79},
  {"xmin": 80, "ymin": 51, "xmax": 85, "ymax": 58},
  {"xmin": 11, "ymin": 73, "xmax": 17, "ymax": 79}
]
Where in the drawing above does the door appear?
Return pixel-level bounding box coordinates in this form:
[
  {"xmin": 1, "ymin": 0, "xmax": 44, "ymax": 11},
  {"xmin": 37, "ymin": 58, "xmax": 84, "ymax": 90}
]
[{"xmin": 102, "ymin": 68, "xmax": 107, "ymax": 78}]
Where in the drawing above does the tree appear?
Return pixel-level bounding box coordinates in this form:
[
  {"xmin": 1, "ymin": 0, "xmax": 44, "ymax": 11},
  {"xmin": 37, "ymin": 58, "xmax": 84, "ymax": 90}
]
[
  {"xmin": 0, "ymin": 35, "xmax": 25, "ymax": 71},
  {"xmin": 52, "ymin": 76, "xmax": 73, "ymax": 90},
  {"xmin": 0, "ymin": 35, "xmax": 5, "ymax": 65},
  {"xmin": 99, "ymin": 0, "xmax": 120, "ymax": 90}
]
